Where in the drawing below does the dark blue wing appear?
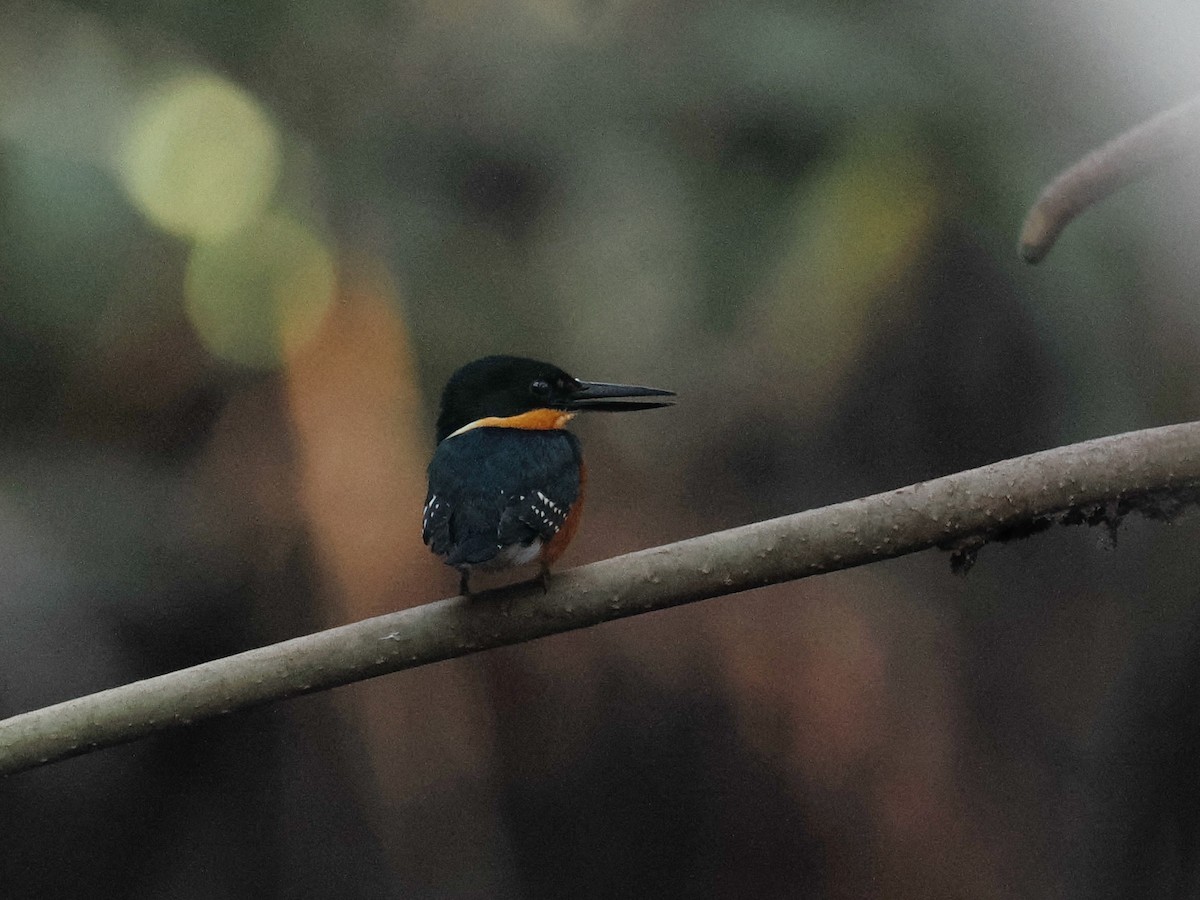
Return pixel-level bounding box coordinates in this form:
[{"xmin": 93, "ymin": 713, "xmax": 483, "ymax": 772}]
[{"xmin": 423, "ymin": 428, "xmax": 581, "ymax": 567}]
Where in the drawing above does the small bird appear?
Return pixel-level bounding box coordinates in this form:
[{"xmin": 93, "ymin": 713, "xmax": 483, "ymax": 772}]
[{"xmin": 423, "ymin": 355, "xmax": 674, "ymax": 594}]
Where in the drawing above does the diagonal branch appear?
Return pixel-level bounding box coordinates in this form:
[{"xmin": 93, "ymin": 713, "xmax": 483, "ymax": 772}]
[
  {"xmin": 2, "ymin": 421, "xmax": 1200, "ymax": 777},
  {"xmin": 1019, "ymin": 93, "xmax": 1200, "ymax": 264}
]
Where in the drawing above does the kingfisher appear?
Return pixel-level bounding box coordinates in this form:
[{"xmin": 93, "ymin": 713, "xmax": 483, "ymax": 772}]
[{"xmin": 423, "ymin": 355, "xmax": 674, "ymax": 594}]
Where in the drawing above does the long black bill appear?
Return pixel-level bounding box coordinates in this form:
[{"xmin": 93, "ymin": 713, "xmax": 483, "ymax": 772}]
[{"xmin": 566, "ymin": 380, "xmax": 676, "ymax": 412}]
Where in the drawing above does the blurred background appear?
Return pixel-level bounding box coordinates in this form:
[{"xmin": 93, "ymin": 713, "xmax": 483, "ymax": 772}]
[{"xmin": 2, "ymin": 0, "xmax": 1200, "ymax": 897}]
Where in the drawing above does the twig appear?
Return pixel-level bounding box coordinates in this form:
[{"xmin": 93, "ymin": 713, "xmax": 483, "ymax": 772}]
[
  {"xmin": 2, "ymin": 421, "xmax": 1200, "ymax": 776},
  {"xmin": 1019, "ymin": 93, "xmax": 1200, "ymax": 263}
]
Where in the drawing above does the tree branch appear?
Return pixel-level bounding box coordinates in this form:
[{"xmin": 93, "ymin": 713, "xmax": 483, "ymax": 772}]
[
  {"xmin": 1019, "ymin": 93, "xmax": 1200, "ymax": 264},
  {"xmin": 2, "ymin": 421, "xmax": 1200, "ymax": 776}
]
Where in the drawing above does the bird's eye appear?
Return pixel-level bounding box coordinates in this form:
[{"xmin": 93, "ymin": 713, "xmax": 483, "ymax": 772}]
[{"xmin": 530, "ymin": 379, "xmax": 552, "ymax": 398}]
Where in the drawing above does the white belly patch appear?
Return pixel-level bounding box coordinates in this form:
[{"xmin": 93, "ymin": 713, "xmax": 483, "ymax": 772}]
[{"xmin": 472, "ymin": 539, "xmax": 544, "ymax": 571}]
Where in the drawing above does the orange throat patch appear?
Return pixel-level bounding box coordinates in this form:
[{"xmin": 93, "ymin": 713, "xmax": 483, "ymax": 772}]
[{"xmin": 446, "ymin": 408, "xmax": 575, "ymax": 439}]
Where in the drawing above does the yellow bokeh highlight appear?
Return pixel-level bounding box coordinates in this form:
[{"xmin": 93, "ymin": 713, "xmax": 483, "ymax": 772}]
[
  {"xmin": 756, "ymin": 127, "xmax": 940, "ymax": 414},
  {"xmin": 117, "ymin": 73, "xmax": 281, "ymax": 240},
  {"xmin": 184, "ymin": 214, "xmax": 336, "ymax": 368}
]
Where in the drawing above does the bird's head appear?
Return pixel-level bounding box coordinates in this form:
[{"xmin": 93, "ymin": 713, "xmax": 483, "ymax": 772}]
[{"xmin": 435, "ymin": 355, "xmax": 674, "ymax": 443}]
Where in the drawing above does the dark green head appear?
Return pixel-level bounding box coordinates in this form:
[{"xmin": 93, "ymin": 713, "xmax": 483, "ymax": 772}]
[{"xmin": 435, "ymin": 355, "xmax": 674, "ymax": 442}]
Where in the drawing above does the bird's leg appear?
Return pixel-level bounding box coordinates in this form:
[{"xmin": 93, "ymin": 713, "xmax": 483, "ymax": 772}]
[
  {"xmin": 458, "ymin": 569, "xmax": 471, "ymax": 596},
  {"xmin": 538, "ymin": 564, "xmax": 551, "ymax": 594}
]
